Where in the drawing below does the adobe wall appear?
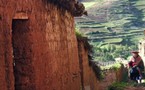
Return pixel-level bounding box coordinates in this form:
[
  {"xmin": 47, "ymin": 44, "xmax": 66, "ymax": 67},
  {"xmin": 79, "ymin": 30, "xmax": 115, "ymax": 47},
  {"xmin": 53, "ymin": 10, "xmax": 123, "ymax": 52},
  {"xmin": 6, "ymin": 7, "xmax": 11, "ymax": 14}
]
[
  {"xmin": 0, "ymin": 0, "xmax": 125, "ymax": 90},
  {"xmin": 77, "ymin": 39, "xmax": 127, "ymax": 90},
  {"xmin": 77, "ymin": 40, "xmax": 100, "ymax": 90},
  {"xmin": 0, "ymin": 0, "xmax": 81, "ymax": 90},
  {"xmin": 0, "ymin": 0, "xmax": 15, "ymax": 90},
  {"xmin": 116, "ymin": 65, "xmax": 128, "ymax": 82},
  {"xmin": 99, "ymin": 66, "xmax": 128, "ymax": 90}
]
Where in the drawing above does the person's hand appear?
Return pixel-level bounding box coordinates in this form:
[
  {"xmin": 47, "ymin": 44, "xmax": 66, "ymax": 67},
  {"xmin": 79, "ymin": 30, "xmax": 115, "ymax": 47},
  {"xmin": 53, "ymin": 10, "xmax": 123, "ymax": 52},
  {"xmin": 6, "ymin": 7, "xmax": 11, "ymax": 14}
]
[{"xmin": 131, "ymin": 58, "xmax": 135, "ymax": 62}]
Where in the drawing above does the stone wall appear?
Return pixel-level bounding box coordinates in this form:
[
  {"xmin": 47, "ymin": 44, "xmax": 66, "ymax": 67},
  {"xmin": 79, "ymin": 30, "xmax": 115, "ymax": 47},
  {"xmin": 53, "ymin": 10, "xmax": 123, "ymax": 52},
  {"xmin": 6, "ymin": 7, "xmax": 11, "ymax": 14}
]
[{"xmin": 0, "ymin": 0, "xmax": 81, "ymax": 90}]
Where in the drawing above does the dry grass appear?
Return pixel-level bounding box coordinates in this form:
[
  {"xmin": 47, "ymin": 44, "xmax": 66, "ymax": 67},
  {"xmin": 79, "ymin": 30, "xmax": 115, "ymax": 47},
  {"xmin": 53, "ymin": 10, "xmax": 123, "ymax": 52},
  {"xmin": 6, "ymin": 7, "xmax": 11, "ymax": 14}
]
[{"xmin": 44, "ymin": 0, "xmax": 87, "ymax": 16}]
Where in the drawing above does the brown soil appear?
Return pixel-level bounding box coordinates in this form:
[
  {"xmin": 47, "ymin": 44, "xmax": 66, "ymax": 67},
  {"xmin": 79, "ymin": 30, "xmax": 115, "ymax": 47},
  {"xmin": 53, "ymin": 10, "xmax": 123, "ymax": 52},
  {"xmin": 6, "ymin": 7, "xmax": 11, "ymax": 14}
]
[{"xmin": 125, "ymin": 86, "xmax": 145, "ymax": 90}]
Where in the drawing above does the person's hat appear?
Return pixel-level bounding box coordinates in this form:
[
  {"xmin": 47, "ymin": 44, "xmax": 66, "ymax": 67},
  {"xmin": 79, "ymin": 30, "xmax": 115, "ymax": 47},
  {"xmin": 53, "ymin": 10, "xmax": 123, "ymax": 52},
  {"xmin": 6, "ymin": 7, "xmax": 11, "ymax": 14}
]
[{"xmin": 131, "ymin": 51, "xmax": 139, "ymax": 54}]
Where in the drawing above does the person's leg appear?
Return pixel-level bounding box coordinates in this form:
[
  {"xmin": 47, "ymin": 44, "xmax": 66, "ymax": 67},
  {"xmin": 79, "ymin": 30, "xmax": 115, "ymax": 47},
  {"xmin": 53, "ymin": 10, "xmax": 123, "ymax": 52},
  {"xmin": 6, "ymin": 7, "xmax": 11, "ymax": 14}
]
[
  {"xmin": 136, "ymin": 75, "xmax": 142, "ymax": 84},
  {"xmin": 130, "ymin": 73, "xmax": 133, "ymax": 80},
  {"xmin": 139, "ymin": 75, "xmax": 142, "ymax": 83},
  {"xmin": 137, "ymin": 78, "xmax": 141, "ymax": 83},
  {"xmin": 138, "ymin": 67, "xmax": 143, "ymax": 83}
]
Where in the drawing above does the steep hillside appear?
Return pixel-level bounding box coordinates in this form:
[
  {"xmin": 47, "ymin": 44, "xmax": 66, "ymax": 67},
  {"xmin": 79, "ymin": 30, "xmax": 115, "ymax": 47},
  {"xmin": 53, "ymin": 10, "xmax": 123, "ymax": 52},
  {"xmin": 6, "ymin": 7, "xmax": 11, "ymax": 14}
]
[{"xmin": 75, "ymin": 0, "xmax": 145, "ymax": 61}]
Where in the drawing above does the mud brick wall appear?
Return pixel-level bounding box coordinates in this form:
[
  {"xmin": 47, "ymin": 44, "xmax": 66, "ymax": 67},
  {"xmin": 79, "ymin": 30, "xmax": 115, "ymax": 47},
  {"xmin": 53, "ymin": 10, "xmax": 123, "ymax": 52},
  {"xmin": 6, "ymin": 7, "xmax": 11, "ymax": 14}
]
[
  {"xmin": 99, "ymin": 70, "xmax": 117, "ymax": 90},
  {"xmin": 78, "ymin": 41, "xmax": 100, "ymax": 90},
  {"xmin": 0, "ymin": 0, "xmax": 15, "ymax": 90},
  {"xmin": 116, "ymin": 65, "xmax": 128, "ymax": 82},
  {"xmin": 0, "ymin": 0, "xmax": 81, "ymax": 90},
  {"xmin": 77, "ymin": 39, "xmax": 127, "ymax": 90}
]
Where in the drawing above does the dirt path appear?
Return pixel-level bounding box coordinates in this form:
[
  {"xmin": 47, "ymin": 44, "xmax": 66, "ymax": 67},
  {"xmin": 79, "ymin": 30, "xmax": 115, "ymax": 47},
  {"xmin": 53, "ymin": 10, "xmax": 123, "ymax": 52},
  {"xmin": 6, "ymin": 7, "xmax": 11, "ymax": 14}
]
[
  {"xmin": 124, "ymin": 80, "xmax": 145, "ymax": 90},
  {"xmin": 125, "ymin": 86, "xmax": 145, "ymax": 90}
]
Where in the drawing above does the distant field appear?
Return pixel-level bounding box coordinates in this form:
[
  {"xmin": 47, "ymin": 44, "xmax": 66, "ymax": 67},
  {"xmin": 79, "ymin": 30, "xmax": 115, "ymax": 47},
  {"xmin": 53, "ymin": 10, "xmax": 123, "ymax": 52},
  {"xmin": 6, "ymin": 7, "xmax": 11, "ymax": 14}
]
[
  {"xmin": 83, "ymin": 2, "xmax": 96, "ymax": 9},
  {"xmin": 75, "ymin": 0, "xmax": 145, "ymax": 49},
  {"xmin": 131, "ymin": 35, "xmax": 144, "ymax": 42},
  {"xmin": 82, "ymin": 0, "xmax": 105, "ymax": 9},
  {"xmin": 103, "ymin": 38, "xmax": 123, "ymax": 44}
]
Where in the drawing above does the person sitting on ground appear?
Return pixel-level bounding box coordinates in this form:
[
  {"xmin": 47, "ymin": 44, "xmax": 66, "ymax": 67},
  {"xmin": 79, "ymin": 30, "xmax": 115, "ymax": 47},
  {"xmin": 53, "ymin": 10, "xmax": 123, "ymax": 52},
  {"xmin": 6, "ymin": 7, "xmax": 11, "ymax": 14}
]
[
  {"xmin": 128, "ymin": 61, "xmax": 142, "ymax": 83},
  {"xmin": 130, "ymin": 51, "xmax": 144, "ymax": 75}
]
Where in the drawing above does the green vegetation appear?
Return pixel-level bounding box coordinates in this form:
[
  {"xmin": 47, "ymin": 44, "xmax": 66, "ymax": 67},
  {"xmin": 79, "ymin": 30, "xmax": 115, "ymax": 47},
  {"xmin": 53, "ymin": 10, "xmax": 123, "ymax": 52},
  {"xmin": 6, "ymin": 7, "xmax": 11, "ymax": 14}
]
[
  {"xmin": 76, "ymin": 0, "xmax": 145, "ymax": 61},
  {"xmin": 92, "ymin": 43, "xmax": 137, "ymax": 61},
  {"xmin": 75, "ymin": 27, "xmax": 84, "ymax": 38},
  {"xmin": 108, "ymin": 80, "xmax": 145, "ymax": 90},
  {"xmin": 108, "ymin": 82, "xmax": 128, "ymax": 90},
  {"xmin": 83, "ymin": 2, "xmax": 96, "ymax": 9},
  {"xmin": 82, "ymin": 0, "xmax": 105, "ymax": 9},
  {"xmin": 96, "ymin": 63, "xmax": 123, "ymax": 81},
  {"xmin": 101, "ymin": 63, "xmax": 122, "ymax": 71},
  {"xmin": 103, "ymin": 38, "xmax": 123, "ymax": 44}
]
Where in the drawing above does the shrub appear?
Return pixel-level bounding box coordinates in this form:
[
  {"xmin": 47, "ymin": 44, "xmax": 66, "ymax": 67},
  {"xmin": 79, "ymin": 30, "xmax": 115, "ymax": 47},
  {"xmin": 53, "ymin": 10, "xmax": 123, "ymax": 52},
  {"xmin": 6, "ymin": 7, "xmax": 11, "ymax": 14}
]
[
  {"xmin": 108, "ymin": 82, "xmax": 128, "ymax": 90},
  {"xmin": 75, "ymin": 27, "xmax": 84, "ymax": 38},
  {"xmin": 111, "ymin": 63, "xmax": 122, "ymax": 71}
]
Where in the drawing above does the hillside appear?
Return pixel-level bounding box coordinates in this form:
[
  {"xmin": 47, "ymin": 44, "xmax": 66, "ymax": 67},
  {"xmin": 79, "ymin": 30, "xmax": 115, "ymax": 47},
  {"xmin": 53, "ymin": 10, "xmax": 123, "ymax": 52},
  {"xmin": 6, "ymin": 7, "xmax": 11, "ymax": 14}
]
[{"xmin": 75, "ymin": 0, "xmax": 145, "ymax": 61}]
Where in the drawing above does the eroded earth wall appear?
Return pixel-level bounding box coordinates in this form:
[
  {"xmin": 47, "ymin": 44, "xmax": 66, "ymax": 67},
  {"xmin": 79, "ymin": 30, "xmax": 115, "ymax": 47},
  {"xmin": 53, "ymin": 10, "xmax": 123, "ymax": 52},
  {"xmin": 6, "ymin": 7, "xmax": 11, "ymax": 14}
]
[{"xmin": 0, "ymin": 0, "xmax": 81, "ymax": 90}]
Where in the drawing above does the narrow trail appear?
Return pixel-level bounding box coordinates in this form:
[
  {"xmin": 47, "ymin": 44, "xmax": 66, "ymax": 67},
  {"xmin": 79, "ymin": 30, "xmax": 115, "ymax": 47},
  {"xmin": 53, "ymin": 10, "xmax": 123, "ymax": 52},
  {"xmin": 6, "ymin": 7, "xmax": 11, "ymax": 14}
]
[
  {"xmin": 125, "ymin": 86, "xmax": 145, "ymax": 90},
  {"xmin": 126, "ymin": 79, "xmax": 145, "ymax": 90},
  {"xmin": 99, "ymin": 67, "xmax": 145, "ymax": 90}
]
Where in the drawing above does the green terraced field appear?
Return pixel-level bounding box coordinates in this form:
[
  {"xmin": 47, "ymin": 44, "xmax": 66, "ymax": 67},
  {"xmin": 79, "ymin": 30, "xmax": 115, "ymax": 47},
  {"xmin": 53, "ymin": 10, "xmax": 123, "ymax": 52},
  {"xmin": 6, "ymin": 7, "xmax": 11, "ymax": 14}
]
[
  {"xmin": 75, "ymin": 0, "xmax": 145, "ymax": 61},
  {"xmin": 103, "ymin": 38, "xmax": 123, "ymax": 44},
  {"xmin": 76, "ymin": 0, "xmax": 145, "ymax": 46}
]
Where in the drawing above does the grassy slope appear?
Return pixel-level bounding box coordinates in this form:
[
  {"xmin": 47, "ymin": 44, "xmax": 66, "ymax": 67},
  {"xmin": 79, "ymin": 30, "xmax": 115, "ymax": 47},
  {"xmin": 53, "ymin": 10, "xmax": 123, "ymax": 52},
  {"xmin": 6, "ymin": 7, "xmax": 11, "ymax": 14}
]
[{"xmin": 75, "ymin": 0, "xmax": 145, "ymax": 46}]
